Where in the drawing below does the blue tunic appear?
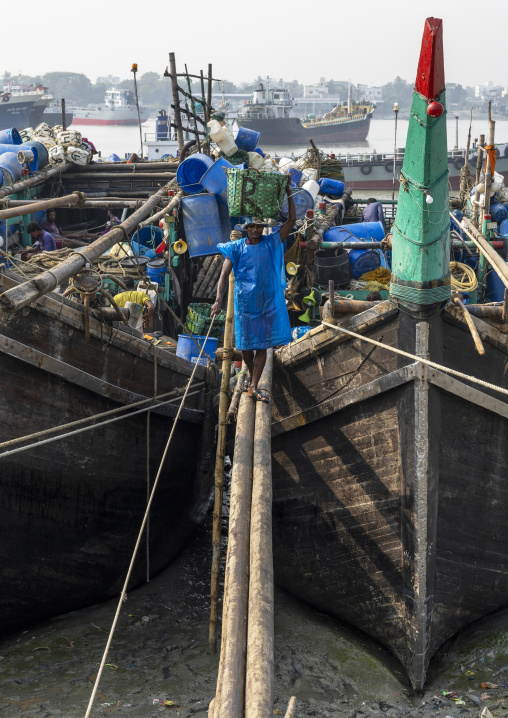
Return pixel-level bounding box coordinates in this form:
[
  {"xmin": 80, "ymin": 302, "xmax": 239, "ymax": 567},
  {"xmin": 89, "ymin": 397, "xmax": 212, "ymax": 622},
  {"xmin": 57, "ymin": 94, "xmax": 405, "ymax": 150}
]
[{"xmin": 217, "ymin": 230, "xmax": 292, "ymax": 350}]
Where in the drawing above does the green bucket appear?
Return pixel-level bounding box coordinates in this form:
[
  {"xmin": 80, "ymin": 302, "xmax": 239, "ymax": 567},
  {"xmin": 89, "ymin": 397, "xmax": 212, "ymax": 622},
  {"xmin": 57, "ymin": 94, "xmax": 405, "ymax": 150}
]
[{"xmin": 226, "ymin": 168, "xmax": 287, "ymax": 219}]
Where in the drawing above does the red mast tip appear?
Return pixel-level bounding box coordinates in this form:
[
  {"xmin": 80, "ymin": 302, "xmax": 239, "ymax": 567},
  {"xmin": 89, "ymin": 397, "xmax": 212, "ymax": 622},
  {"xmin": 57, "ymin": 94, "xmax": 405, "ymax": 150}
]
[{"xmin": 415, "ymin": 17, "xmax": 445, "ymax": 101}]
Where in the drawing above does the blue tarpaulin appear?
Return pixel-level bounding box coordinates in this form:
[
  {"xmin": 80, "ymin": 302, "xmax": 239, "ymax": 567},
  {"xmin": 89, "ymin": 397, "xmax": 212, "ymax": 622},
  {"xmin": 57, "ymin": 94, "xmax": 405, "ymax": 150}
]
[{"xmin": 217, "ymin": 230, "xmax": 292, "ymax": 350}]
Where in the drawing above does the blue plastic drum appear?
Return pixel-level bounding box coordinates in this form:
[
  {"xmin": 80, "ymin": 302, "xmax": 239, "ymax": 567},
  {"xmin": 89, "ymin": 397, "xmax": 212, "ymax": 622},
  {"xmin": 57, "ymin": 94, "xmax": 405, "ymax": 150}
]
[
  {"xmin": 318, "ymin": 177, "xmax": 345, "ymax": 197},
  {"xmin": 201, "ymin": 157, "xmax": 242, "ymax": 207},
  {"xmin": 0, "ymin": 152, "xmax": 22, "ymax": 184},
  {"xmin": 280, "ymin": 188, "xmax": 314, "ymax": 220},
  {"xmin": 146, "ymin": 258, "xmax": 167, "ymax": 285},
  {"xmin": 0, "ymin": 128, "xmax": 21, "ymax": 145},
  {"xmin": 235, "ymin": 127, "xmax": 260, "ymax": 152},
  {"xmin": 176, "ymin": 153, "xmax": 214, "ymax": 195},
  {"xmin": 182, "ymin": 193, "xmax": 224, "ymax": 257},
  {"xmin": 490, "ymin": 202, "xmax": 508, "ymax": 223}
]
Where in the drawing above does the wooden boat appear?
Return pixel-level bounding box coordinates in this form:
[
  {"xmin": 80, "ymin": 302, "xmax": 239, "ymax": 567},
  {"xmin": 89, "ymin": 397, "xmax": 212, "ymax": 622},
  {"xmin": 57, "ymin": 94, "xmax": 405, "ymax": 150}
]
[
  {"xmin": 269, "ymin": 18, "xmax": 508, "ymax": 690},
  {"xmin": 0, "ymin": 252, "xmax": 214, "ymax": 634}
]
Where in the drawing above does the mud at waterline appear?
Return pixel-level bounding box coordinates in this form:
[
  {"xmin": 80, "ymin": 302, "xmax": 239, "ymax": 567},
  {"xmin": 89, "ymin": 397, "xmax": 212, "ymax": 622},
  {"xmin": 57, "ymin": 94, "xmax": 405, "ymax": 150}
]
[{"xmin": 2, "ymin": 515, "xmax": 508, "ymax": 717}]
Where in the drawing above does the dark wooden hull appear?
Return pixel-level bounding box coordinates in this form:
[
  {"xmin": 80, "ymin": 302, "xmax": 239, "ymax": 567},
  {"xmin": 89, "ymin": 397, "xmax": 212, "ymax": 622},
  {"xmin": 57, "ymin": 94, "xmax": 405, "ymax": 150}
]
[
  {"xmin": 0, "ymin": 275, "xmax": 213, "ymax": 634},
  {"xmin": 270, "ymin": 302, "xmax": 508, "ymax": 689}
]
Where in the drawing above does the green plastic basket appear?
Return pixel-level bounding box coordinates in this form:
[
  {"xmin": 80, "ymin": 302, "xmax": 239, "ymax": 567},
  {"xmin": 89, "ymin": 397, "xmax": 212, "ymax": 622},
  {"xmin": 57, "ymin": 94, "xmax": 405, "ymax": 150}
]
[
  {"xmin": 186, "ymin": 303, "xmax": 225, "ymax": 337},
  {"xmin": 226, "ymin": 168, "xmax": 287, "ymax": 219}
]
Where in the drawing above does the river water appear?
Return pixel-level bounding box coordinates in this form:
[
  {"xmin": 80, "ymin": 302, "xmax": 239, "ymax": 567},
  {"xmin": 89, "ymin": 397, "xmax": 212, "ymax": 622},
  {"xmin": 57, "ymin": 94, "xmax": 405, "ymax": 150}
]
[{"xmin": 73, "ymin": 117, "xmax": 508, "ymax": 160}]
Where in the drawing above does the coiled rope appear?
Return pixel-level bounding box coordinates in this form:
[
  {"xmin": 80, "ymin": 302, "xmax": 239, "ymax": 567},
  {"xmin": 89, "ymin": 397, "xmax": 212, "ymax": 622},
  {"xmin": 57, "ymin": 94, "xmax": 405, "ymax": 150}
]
[
  {"xmin": 84, "ymin": 318, "xmax": 215, "ymax": 718},
  {"xmin": 450, "ymin": 261, "xmax": 478, "ymax": 292}
]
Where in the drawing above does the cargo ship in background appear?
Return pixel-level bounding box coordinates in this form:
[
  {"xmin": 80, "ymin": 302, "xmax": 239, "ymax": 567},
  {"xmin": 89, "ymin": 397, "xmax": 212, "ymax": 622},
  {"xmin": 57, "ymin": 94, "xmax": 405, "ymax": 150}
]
[
  {"xmin": 0, "ymin": 82, "xmax": 52, "ymax": 128},
  {"xmin": 71, "ymin": 89, "xmax": 149, "ymax": 126},
  {"xmin": 234, "ymin": 81, "xmax": 374, "ymax": 145}
]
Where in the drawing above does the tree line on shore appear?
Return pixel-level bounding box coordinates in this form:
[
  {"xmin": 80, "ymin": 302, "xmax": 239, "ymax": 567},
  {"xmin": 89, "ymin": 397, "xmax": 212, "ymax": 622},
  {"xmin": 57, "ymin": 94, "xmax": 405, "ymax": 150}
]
[{"xmin": 0, "ymin": 70, "xmax": 486, "ymax": 111}]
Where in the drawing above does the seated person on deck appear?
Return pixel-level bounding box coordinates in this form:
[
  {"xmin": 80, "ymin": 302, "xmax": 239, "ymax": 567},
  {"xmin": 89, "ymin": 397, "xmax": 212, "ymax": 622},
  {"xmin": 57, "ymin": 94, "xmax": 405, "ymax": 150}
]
[
  {"xmin": 42, "ymin": 209, "xmax": 89, "ymax": 247},
  {"xmin": 21, "ymin": 222, "xmax": 57, "ymax": 261},
  {"xmin": 114, "ymin": 276, "xmax": 155, "ymax": 332},
  {"xmin": 211, "ymin": 177, "xmax": 295, "ymax": 403}
]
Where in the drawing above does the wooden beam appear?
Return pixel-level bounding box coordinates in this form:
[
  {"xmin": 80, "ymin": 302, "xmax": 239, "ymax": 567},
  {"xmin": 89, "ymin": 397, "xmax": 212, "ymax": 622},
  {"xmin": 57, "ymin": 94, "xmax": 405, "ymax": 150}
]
[
  {"xmin": 272, "ymin": 363, "xmax": 417, "ymax": 436},
  {"xmin": 428, "ymin": 368, "xmax": 508, "ymax": 416},
  {"xmin": 0, "ymin": 192, "xmax": 84, "ymax": 221},
  {"xmin": 0, "ymin": 163, "xmax": 72, "ymax": 200}
]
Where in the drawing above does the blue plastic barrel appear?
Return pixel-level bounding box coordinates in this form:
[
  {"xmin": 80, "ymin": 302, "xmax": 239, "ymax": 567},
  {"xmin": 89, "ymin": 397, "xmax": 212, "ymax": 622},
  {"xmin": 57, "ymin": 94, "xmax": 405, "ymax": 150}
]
[
  {"xmin": 280, "ymin": 188, "xmax": 314, "ymax": 220},
  {"xmin": 0, "ymin": 220, "xmax": 20, "ymax": 239},
  {"xmin": 0, "ymin": 128, "xmax": 21, "ymax": 145},
  {"xmin": 490, "ymin": 202, "xmax": 508, "ymax": 223},
  {"xmin": 176, "ymin": 153, "xmax": 214, "ymax": 195},
  {"xmin": 235, "ymin": 127, "xmax": 260, "ymax": 152},
  {"xmin": 0, "ymin": 152, "xmax": 22, "ymax": 184},
  {"xmin": 200, "ymin": 157, "xmax": 238, "ymax": 207},
  {"xmin": 0, "ymin": 143, "xmax": 38, "ymax": 172},
  {"xmin": 349, "ymin": 248, "xmax": 382, "ymax": 279},
  {"xmin": 130, "ymin": 240, "xmax": 156, "ymax": 258},
  {"xmin": 182, "ymin": 194, "xmax": 223, "ymax": 257},
  {"xmin": 254, "ymin": 147, "xmax": 265, "ymax": 158},
  {"xmin": 107, "ymin": 153, "xmax": 121, "ymax": 162},
  {"xmin": 146, "ymin": 258, "xmax": 167, "ymax": 285},
  {"xmin": 287, "ymin": 167, "xmax": 303, "ymax": 188},
  {"xmin": 25, "ymin": 140, "xmax": 49, "ymax": 169},
  {"xmin": 0, "ymin": 168, "xmax": 3, "ymax": 187},
  {"xmin": 485, "ymin": 270, "xmax": 505, "ymax": 303},
  {"xmin": 176, "ymin": 334, "xmax": 219, "ymax": 364},
  {"xmin": 132, "ymin": 226, "xmax": 164, "ymax": 250},
  {"xmin": 499, "ymin": 219, "xmax": 508, "ymax": 237},
  {"xmin": 318, "ymin": 177, "xmax": 345, "ymax": 197},
  {"xmin": 323, "ymin": 221, "xmax": 385, "ymax": 243}
]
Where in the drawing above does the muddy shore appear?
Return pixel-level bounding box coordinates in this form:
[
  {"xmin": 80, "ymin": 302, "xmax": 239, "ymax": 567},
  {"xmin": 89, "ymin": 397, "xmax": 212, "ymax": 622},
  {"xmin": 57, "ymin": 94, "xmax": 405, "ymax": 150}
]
[{"xmin": 2, "ymin": 517, "xmax": 508, "ymax": 718}]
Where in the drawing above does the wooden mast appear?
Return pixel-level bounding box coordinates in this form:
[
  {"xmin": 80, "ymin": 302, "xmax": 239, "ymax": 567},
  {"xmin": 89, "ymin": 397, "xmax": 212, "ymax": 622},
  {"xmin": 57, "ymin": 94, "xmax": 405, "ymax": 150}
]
[{"xmin": 389, "ymin": 17, "xmax": 450, "ymax": 314}]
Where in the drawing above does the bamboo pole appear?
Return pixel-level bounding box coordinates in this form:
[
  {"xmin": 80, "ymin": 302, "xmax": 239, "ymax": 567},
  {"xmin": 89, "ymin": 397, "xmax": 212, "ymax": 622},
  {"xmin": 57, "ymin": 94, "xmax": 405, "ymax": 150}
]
[
  {"xmin": 214, "ymin": 390, "xmax": 256, "ymax": 718},
  {"xmin": 246, "ymin": 348, "xmax": 274, "ymax": 718},
  {"xmin": 4, "ymin": 199, "xmax": 142, "ymax": 208},
  {"xmin": 227, "ymin": 363, "xmax": 246, "ymax": 423},
  {"xmin": 72, "ymin": 162, "xmax": 179, "ymax": 171},
  {"xmin": 0, "ymin": 192, "xmax": 84, "ymax": 221},
  {"xmin": 0, "ymin": 189, "xmax": 182, "ymax": 313},
  {"xmin": 209, "ymin": 273, "xmax": 235, "ymax": 654},
  {"xmin": 484, "ymin": 114, "xmax": 495, "ymax": 218},
  {"xmin": 62, "ymin": 172, "xmax": 176, "ymax": 180},
  {"xmin": 451, "ymin": 296, "xmax": 485, "ymax": 355},
  {"xmin": 456, "ymin": 215, "xmax": 508, "ymax": 290},
  {"xmin": 169, "ymin": 53, "xmax": 184, "ymax": 154},
  {"xmin": 0, "ymin": 163, "xmax": 72, "ymax": 200}
]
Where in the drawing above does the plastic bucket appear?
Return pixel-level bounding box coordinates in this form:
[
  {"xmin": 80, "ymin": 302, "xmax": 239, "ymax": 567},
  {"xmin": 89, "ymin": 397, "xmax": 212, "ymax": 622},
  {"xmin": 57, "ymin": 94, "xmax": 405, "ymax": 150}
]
[
  {"xmin": 485, "ymin": 269, "xmax": 505, "ymax": 303},
  {"xmin": 176, "ymin": 153, "xmax": 214, "ymax": 195},
  {"xmin": 200, "ymin": 157, "xmax": 237, "ymax": 207},
  {"xmin": 499, "ymin": 218, "xmax": 508, "ymax": 237},
  {"xmin": 287, "ymin": 167, "xmax": 302, "ymax": 188},
  {"xmin": 0, "ymin": 128, "xmax": 21, "ymax": 145},
  {"xmin": 0, "ymin": 167, "xmax": 3, "ymax": 188},
  {"xmin": 323, "ymin": 221, "xmax": 385, "ymax": 243},
  {"xmin": 490, "ymin": 202, "xmax": 508, "ymax": 223},
  {"xmin": 132, "ymin": 226, "xmax": 164, "ymax": 250},
  {"xmin": 25, "ymin": 140, "xmax": 49, "ymax": 169},
  {"xmin": 280, "ymin": 188, "xmax": 314, "ymax": 220},
  {"xmin": 176, "ymin": 334, "xmax": 219, "ymax": 364},
  {"xmin": 318, "ymin": 177, "xmax": 345, "ymax": 197},
  {"xmin": 314, "ymin": 248, "xmax": 351, "ymax": 288},
  {"xmin": 130, "ymin": 241, "xmax": 156, "ymax": 258},
  {"xmin": 182, "ymin": 193, "xmax": 224, "ymax": 257},
  {"xmin": 278, "ymin": 157, "xmax": 294, "ymax": 172},
  {"xmin": 0, "ymin": 142, "xmax": 38, "ymax": 172},
  {"xmin": 349, "ymin": 248, "xmax": 382, "ymax": 279},
  {"xmin": 147, "ymin": 258, "xmax": 167, "ymax": 285},
  {"xmin": 254, "ymin": 147, "xmax": 265, "ymax": 158},
  {"xmin": 302, "ymin": 179, "xmax": 320, "ymax": 201},
  {"xmin": 235, "ymin": 127, "xmax": 260, "ymax": 152},
  {"xmin": 0, "ymin": 152, "xmax": 22, "ymax": 184}
]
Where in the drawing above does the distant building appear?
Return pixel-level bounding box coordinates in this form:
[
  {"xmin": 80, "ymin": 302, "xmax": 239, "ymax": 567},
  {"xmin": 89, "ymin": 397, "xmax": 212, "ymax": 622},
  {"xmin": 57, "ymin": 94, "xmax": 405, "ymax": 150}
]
[
  {"xmin": 96, "ymin": 75, "xmax": 121, "ymax": 86},
  {"xmin": 303, "ymin": 77, "xmax": 328, "ymax": 99},
  {"xmin": 357, "ymin": 84, "xmax": 383, "ymax": 104},
  {"xmin": 475, "ymin": 81, "xmax": 504, "ymax": 101}
]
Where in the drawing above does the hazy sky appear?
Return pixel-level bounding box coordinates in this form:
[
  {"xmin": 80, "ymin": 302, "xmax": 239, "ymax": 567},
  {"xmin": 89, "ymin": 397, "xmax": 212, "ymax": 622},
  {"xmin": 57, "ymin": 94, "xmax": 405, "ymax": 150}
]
[{"xmin": 4, "ymin": 0, "xmax": 507, "ymax": 89}]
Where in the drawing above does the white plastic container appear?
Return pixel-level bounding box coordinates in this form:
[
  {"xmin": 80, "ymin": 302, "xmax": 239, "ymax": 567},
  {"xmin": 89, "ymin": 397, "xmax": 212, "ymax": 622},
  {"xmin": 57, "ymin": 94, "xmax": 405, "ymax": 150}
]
[
  {"xmin": 66, "ymin": 146, "xmax": 91, "ymax": 166},
  {"xmin": 208, "ymin": 119, "xmax": 237, "ymax": 156},
  {"xmin": 34, "ymin": 122, "xmax": 55, "ymax": 139},
  {"xmin": 300, "ymin": 168, "xmax": 317, "ymax": 185},
  {"xmin": 247, "ymin": 151, "xmax": 264, "ymax": 170},
  {"xmin": 278, "ymin": 157, "xmax": 294, "ymax": 172},
  {"xmin": 302, "ymin": 179, "xmax": 320, "ymax": 201},
  {"xmin": 57, "ymin": 130, "xmax": 82, "ymax": 148},
  {"xmin": 110, "ymin": 242, "xmax": 133, "ymax": 260},
  {"xmin": 48, "ymin": 145, "xmax": 66, "ymax": 164}
]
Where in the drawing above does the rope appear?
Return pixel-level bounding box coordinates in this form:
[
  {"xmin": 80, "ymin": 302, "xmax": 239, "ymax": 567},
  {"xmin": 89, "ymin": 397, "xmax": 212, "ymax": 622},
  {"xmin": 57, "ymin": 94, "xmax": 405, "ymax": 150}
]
[
  {"xmin": 321, "ymin": 321, "xmax": 508, "ymax": 398},
  {"xmin": 0, "ymin": 384, "xmax": 204, "ymax": 460},
  {"xmin": 450, "ymin": 261, "xmax": 478, "ymax": 292},
  {"xmin": 84, "ymin": 317, "xmax": 215, "ymax": 718}
]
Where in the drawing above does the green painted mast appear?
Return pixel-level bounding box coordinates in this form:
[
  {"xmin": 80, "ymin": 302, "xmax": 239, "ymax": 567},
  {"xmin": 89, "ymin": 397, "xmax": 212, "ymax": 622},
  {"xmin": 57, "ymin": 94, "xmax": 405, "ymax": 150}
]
[{"xmin": 389, "ymin": 18, "xmax": 451, "ymax": 310}]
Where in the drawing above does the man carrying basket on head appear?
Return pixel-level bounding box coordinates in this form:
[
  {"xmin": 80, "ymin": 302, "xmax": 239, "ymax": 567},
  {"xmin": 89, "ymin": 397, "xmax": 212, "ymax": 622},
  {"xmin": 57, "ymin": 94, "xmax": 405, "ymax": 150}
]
[{"xmin": 212, "ymin": 178, "xmax": 296, "ymax": 403}]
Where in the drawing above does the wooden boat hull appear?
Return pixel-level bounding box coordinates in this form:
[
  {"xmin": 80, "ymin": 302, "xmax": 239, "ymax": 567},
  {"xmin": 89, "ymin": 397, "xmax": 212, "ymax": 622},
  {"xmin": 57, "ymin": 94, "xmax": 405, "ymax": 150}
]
[
  {"xmin": 0, "ymin": 278, "xmax": 213, "ymax": 635},
  {"xmin": 270, "ymin": 303, "xmax": 508, "ymax": 689}
]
